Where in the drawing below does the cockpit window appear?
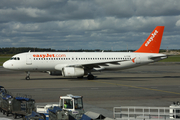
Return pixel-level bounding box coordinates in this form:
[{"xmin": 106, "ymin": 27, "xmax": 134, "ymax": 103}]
[{"xmin": 10, "ymin": 57, "xmax": 20, "ymax": 60}]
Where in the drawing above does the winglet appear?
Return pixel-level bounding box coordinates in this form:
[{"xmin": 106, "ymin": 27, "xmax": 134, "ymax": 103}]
[{"xmin": 135, "ymin": 26, "xmax": 164, "ymax": 53}]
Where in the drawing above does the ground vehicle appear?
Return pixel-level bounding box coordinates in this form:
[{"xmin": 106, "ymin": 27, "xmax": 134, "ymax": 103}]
[
  {"xmin": 48, "ymin": 94, "xmax": 84, "ymax": 120},
  {"xmin": 25, "ymin": 111, "xmax": 44, "ymax": 120},
  {"xmin": 36, "ymin": 104, "xmax": 58, "ymax": 120},
  {"xmin": 59, "ymin": 94, "xmax": 84, "ymax": 113},
  {"xmin": 11, "ymin": 95, "xmax": 36, "ymax": 119},
  {"xmin": 0, "ymin": 86, "xmax": 5, "ymax": 90},
  {"xmin": 1, "ymin": 93, "xmax": 36, "ymax": 119},
  {"xmin": 0, "ymin": 90, "xmax": 13, "ymax": 116}
]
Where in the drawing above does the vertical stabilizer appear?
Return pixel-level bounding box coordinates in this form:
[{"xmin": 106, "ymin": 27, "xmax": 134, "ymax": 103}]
[{"xmin": 135, "ymin": 26, "xmax": 164, "ymax": 53}]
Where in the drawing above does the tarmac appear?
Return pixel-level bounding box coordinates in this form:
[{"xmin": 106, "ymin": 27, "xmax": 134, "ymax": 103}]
[{"xmin": 0, "ymin": 62, "xmax": 180, "ymax": 119}]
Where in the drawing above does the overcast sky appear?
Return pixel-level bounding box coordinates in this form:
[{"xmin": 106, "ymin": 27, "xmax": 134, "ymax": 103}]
[{"xmin": 0, "ymin": 0, "xmax": 180, "ymax": 50}]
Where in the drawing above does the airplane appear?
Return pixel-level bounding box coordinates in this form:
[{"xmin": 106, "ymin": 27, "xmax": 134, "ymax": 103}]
[{"xmin": 3, "ymin": 26, "xmax": 167, "ymax": 80}]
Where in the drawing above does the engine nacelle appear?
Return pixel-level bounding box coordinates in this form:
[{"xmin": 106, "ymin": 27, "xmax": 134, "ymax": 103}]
[
  {"xmin": 62, "ymin": 67, "xmax": 84, "ymax": 77},
  {"xmin": 48, "ymin": 71, "xmax": 62, "ymax": 76}
]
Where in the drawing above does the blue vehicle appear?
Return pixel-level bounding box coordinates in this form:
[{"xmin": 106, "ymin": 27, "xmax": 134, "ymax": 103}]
[{"xmin": 25, "ymin": 111, "xmax": 44, "ymax": 120}]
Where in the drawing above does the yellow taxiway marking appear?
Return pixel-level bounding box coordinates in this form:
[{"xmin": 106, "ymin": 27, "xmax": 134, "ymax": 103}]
[{"xmin": 90, "ymin": 81, "xmax": 180, "ymax": 95}]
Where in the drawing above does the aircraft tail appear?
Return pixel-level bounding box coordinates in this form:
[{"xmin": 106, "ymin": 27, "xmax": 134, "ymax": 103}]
[{"xmin": 135, "ymin": 26, "xmax": 164, "ymax": 53}]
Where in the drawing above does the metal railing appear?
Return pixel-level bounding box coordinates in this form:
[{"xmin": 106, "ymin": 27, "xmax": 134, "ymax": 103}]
[{"xmin": 113, "ymin": 106, "xmax": 180, "ymax": 120}]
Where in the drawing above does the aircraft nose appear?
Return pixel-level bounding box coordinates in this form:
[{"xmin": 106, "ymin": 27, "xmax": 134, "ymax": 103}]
[{"xmin": 3, "ymin": 61, "xmax": 13, "ymax": 69}]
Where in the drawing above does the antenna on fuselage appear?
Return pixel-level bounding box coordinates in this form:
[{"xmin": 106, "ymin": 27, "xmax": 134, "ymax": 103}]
[{"xmin": 29, "ymin": 50, "xmax": 31, "ymax": 53}]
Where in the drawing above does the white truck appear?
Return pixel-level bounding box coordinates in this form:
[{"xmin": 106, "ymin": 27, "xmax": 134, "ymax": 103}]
[
  {"xmin": 36, "ymin": 94, "xmax": 84, "ymax": 120},
  {"xmin": 59, "ymin": 94, "xmax": 84, "ymax": 114}
]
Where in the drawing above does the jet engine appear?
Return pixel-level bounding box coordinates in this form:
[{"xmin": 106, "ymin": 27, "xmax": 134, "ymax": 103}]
[{"xmin": 62, "ymin": 67, "xmax": 84, "ymax": 77}]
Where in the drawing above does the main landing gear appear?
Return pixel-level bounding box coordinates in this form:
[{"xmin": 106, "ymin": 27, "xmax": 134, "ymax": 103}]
[
  {"xmin": 87, "ymin": 73, "xmax": 94, "ymax": 80},
  {"xmin": 25, "ymin": 71, "xmax": 30, "ymax": 80}
]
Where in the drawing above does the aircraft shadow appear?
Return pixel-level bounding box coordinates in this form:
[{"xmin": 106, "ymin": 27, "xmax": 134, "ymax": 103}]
[{"xmin": 20, "ymin": 75, "xmax": 180, "ymax": 81}]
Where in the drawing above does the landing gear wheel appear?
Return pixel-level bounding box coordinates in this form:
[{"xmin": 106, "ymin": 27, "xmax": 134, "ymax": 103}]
[
  {"xmin": 25, "ymin": 71, "xmax": 30, "ymax": 80},
  {"xmin": 25, "ymin": 76, "xmax": 30, "ymax": 80},
  {"xmin": 87, "ymin": 74, "xmax": 94, "ymax": 80}
]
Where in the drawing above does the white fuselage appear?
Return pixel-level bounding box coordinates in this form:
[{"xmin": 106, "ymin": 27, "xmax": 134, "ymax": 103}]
[{"xmin": 3, "ymin": 52, "xmax": 167, "ymax": 72}]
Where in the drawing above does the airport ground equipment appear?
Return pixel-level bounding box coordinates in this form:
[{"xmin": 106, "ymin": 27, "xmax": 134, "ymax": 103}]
[
  {"xmin": 47, "ymin": 94, "xmax": 84, "ymax": 120},
  {"xmin": 0, "ymin": 89, "xmax": 13, "ymax": 116},
  {"xmin": 80, "ymin": 111, "xmax": 114, "ymax": 120},
  {"xmin": 113, "ymin": 104, "xmax": 180, "ymax": 120},
  {"xmin": 48, "ymin": 106, "xmax": 68, "ymax": 120},
  {"xmin": 59, "ymin": 94, "xmax": 84, "ymax": 113},
  {"xmin": 12, "ymin": 94, "xmax": 35, "ymax": 119},
  {"xmin": 36, "ymin": 104, "xmax": 59, "ymax": 120},
  {"xmin": 2, "ymin": 93, "xmax": 36, "ymax": 119},
  {"xmin": 59, "ymin": 94, "xmax": 84, "ymax": 119},
  {"xmin": 0, "ymin": 86, "xmax": 5, "ymax": 90},
  {"xmin": 0, "ymin": 86, "xmax": 9, "ymax": 112},
  {"xmin": 25, "ymin": 111, "xmax": 44, "ymax": 120}
]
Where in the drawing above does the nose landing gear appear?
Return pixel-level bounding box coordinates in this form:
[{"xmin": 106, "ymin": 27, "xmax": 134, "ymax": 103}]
[{"xmin": 25, "ymin": 72, "xmax": 30, "ymax": 80}]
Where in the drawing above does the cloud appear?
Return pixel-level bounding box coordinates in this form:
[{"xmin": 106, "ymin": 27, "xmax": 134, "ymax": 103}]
[
  {"xmin": 176, "ymin": 20, "xmax": 180, "ymax": 27},
  {"xmin": 0, "ymin": 0, "xmax": 180, "ymax": 50}
]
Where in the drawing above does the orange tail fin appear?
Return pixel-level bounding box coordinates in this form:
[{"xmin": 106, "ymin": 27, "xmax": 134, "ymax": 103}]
[{"xmin": 135, "ymin": 26, "xmax": 164, "ymax": 53}]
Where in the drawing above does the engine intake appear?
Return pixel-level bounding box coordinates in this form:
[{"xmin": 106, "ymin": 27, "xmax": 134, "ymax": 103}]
[{"xmin": 62, "ymin": 67, "xmax": 84, "ymax": 77}]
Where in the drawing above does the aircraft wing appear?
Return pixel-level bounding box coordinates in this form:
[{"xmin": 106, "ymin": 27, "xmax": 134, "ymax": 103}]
[{"xmin": 66, "ymin": 60, "xmax": 130, "ymax": 69}]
